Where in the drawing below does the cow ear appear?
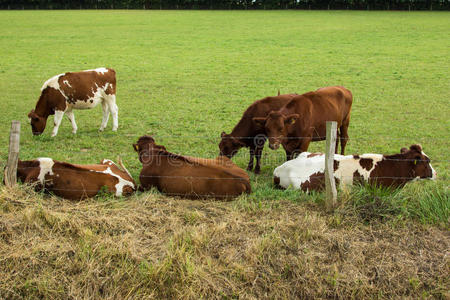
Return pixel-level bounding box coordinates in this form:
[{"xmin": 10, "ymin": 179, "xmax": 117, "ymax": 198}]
[
  {"xmin": 133, "ymin": 144, "xmax": 140, "ymax": 152},
  {"xmin": 221, "ymin": 131, "xmax": 226, "ymax": 138},
  {"xmin": 400, "ymin": 147, "xmax": 408, "ymax": 154},
  {"xmin": 252, "ymin": 117, "xmax": 266, "ymax": 128},
  {"xmin": 410, "ymin": 144, "xmax": 422, "ymax": 153},
  {"xmin": 285, "ymin": 114, "xmax": 299, "ymax": 125},
  {"xmin": 28, "ymin": 111, "xmax": 39, "ymax": 122}
]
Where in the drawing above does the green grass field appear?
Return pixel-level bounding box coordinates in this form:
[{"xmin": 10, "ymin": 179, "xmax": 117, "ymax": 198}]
[{"xmin": 0, "ymin": 10, "xmax": 449, "ymax": 298}]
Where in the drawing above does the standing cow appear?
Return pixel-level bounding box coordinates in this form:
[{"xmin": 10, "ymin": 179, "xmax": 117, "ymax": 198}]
[
  {"xmin": 28, "ymin": 68, "xmax": 118, "ymax": 137},
  {"xmin": 219, "ymin": 93, "xmax": 297, "ymax": 174},
  {"xmin": 252, "ymin": 86, "xmax": 353, "ymax": 160}
]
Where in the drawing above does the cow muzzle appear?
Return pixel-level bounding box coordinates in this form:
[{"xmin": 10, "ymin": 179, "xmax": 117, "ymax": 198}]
[{"xmin": 269, "ymin": 141, "xmax": 280, "ymax": 150}]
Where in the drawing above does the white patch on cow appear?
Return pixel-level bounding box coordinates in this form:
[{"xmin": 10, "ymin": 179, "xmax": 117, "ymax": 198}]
[
  {"xmin": 422, "ymin": 151, "xmax": 437, "ymax": 180},
  {"xmin": 102, "ymin": 159, "xmax": 114, "ymax": 166},
  {"xmin": 63, "ymin": 80, "xmax": 72, "ymax": 88},
  {"xmin": 41, "ymin": 73, "xmax": 64, "ymax": 91},
  {"xmin": 99, "ymin": 166, "xmax": 135, "ymax": 196},
  {"xmin": 273, "ymin": 152, "xmax": 325, "ymax": 190},
  {"xmin": 86, "ymin": 67, "xmax": 108, "ymax": 74},
  {"xmin": 37, "ymin": 158, "xmax": 54, "ymax": 183}
]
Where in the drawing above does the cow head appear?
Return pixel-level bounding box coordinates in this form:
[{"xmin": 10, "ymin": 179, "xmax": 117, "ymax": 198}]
[
  {"xmin": 28, "ymin": 110, "xmax": 47, "ymax": 135},
  {"xmin": 218, "ymin": 132, "xmax": 245, "ymax": 158},
  {"xmin": 133, "ymin": 135, "xmax": 166, "ymax": 164},
  {"xmin": 252, "ymin": 111, "xmax": 299, "ymax": 150},
  {"xmin": 400, "ymin": 144, "xmax": 436, "ymax": 180}
]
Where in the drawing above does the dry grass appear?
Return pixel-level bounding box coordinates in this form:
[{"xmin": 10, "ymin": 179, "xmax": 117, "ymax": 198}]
[{"xmin": 0, "ymin": 185, "xmax": 449, "ymax": 299}]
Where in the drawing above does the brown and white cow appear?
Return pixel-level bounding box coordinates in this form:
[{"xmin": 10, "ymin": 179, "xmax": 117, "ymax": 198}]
[
  {"xmin": 134, "ymin": 135, "xmax": 251, "ymax": 199},
  {"xmin": 252, "ymin": 86, "xmax": 353, "ymax": 160},
  {"xmin": 273, "ymin": 144, "xmax": 436, "ymax": 192},
  {"xmin": 28, "ymin": 68, "xmax": 118, "ymax": 137},
  {"xmin": 219, "ymin": 93, "xmax": 297, "ymax": 174},
  {"xmin": 16, "ymin": 158, "xmax": 135, "ymax": 200}
]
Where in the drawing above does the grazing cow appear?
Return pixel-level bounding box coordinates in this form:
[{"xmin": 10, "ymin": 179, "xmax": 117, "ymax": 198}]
[
  {"xmin": 134, "ymin": 135, "xmax": 251, "ymax": 199},
  {"xmin": 16, "ymin": 158, "xmax": 135, "ymax": 200},
  {"xmin": 273, "ymin": 144, "xmax": 436, "ymax": 192},
  {"xmin": 28, "ymin": 68, "xmax": 118, "ymax": 137},
  {"xmin": 252, "ymin": 86, "xmax": 353, "ymax": 160},
  {"xmin": 219, "ymin": 93, "xmax": 297, "ymax": 174}
]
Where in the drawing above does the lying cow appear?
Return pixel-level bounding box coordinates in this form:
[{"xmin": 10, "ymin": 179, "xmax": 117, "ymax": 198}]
[
  {"xmin": 134, "ymin": 135, "xmax": 251, "ymax": 199},
  {"xmin": 16, "ymin": 158, "xmax": 135, "ymax": 200},
  {"xmin": 252, "ymin": 86, "xmax": 353, "ymax": 160},
  {"xmin": 219, "ymin": 93, "xmax": 297, "ymax": 174},
  {"xmin": 273, "ymin": 144, "xmax": 436, "ymax": 192},
  {"xmin": 28, "ymin": 68, "xmax": 118, "ymax": 137}
]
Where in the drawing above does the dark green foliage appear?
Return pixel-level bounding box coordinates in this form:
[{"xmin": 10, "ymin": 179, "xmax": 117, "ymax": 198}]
[{"xmin": 0, "ymin": 0, "xmax": 448, "ymax": 10}]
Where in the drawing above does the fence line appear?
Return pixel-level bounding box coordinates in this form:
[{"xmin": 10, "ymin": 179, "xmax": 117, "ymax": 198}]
[
  {"xmin": 7, "ymin": 165, "xmax": 445, "ymax": 181},
  {"xmin": 24, "ymin": 133, "xmax": 450, "ymax": 140}
]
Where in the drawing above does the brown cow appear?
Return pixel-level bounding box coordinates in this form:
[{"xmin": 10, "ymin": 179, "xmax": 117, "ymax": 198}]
[
  {"xmin": 134, "ymin": 135, "xmax": 251, "ymax": 199},
  {"xmin": 16, "ymin": 158, "xmax": 135, "ymax": 200},
  {"xmin": 273, "ymin": 144, "xmax": 436, "ymax": 191},
  {"xmin": 252, "ymin": 86, "xmax": 353, "ymax": 160},
  {"xmin": 219, "ymin": 93, "xmax": 297, "ymax": 174},
  {"xmin": 28, "ymin": 68, "xmax": 118, "ymax": 137}
]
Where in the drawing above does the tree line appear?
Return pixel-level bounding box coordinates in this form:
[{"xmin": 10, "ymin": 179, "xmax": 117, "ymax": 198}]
[{"xmin": 1, "ymin": 0, "xmax": 449, "ymax": 10}]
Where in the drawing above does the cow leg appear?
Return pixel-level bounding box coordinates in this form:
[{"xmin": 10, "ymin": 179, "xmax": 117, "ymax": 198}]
[
  {"xmin": 286, "ymin": 150, "xmax": 294, "ymax": 161},
  {"xmin": 335, "ymin": 128, "xmax": 340, "ymax": 154},
  {"xmin": 340, "ymin": 122, "xmax": 349, "ymax": 155},
  {"xmin": 254, "ymin": 146, "xmax": 263, "ymax": 174},
  {"xmin": 247, "ymin": 147, "xmax": 255, "ymax": 172},
  {"xmin": 105, "ymin": 94, "xmax": 118, "ymax": 131},
  {"xmin": 65, "ymin": 109, "xmax": 77, "ymax": 134},
  {"xmin": 51, "ymin": 110, "xmax": 65, "ymax": 137},
  {"xmin": 99, "ymin": 101, "xmax": 110, "ymax": 132},
  {"xmin": 300, "ymin": 137, "xmax": 312, "ymax": 153}
]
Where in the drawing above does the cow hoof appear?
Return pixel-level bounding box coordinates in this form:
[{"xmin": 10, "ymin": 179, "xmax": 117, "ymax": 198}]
[
  {"xmin": 98, "ymin": 128, "xmax": 105, "ymax": 132},
  {"xmin": 112, "ymin": 128, "xmax": 118, "ymax": 132},
  {"xmin": 254, "ymin": 169, "xmax": 261, "ymax": 175},
  {"xmin": 72, "ymin": 131, "xmax": 77, "ymax": 134},
  {"xmin": 51, "ymin": 133, "xmax": 57, "ymax": 137}
]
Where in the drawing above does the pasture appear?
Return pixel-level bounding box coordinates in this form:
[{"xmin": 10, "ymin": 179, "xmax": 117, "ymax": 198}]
[{"xmin": 0, "ymin": 10, "xmax": 449, "ymax": 298}]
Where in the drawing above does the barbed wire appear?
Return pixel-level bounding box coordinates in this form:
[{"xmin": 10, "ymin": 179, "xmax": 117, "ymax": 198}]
[
  {"xmin": 5, "ymin": 165, "xmax": 446, "ymax": 181},
  {"xmin": 7, "ymin": 157, "xmax": 448, "ymax": 164},
  {"xmin": 21, "ymin": 133, "xmax": 450, "ymax": 140}
]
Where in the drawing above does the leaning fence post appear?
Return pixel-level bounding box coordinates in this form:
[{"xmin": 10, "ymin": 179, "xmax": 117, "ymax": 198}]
[
  {"xmin": 325, "ymin": 121, "xmax": 337, "ymax": 210},
  {"xmin": 5, "ymin": 121, "xmax": 20, "ymax": 187}
]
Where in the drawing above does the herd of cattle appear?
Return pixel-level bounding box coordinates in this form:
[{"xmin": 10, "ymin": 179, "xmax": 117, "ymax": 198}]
[{"xmin": 14, "ymin": 68, "xmax": 436, "ymax": 200}]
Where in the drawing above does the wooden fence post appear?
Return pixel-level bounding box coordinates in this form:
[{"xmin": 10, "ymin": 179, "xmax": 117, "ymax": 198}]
[
  {"xmin": 4, "ymin": 121, "xmax": 20, "ymax": 187},
  {"xmin": 325, "ymin": 121, "xmax": 337, "ymax": 210}
]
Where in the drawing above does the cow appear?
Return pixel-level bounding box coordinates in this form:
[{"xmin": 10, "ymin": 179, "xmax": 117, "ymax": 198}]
[
  {"xmin": 134, "ymin": 135, "xmax": 251, "ymax": 199},
  {"xmin": 273, "ymin": 144, "xmax": 436, "ymax": 192},
  {"xmin": 27, "ymin": 68, "xmax": 118, "ymax": 137},
  {"xmin": 219, "ymin": 93, "xmax": 298, "ymax": 174},
  {"xmin": 252, "ymin": 86, "xmax": 353, "ymax": 161},
  {"xmin": 15, "ymin": 158, "xmax": 135, "ymax": 200}
]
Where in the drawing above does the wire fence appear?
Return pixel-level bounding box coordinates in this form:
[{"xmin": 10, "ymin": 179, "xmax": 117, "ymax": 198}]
[{"xmin": 3, "ymin": 125, "xmax": 449, "ymax": 199}]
